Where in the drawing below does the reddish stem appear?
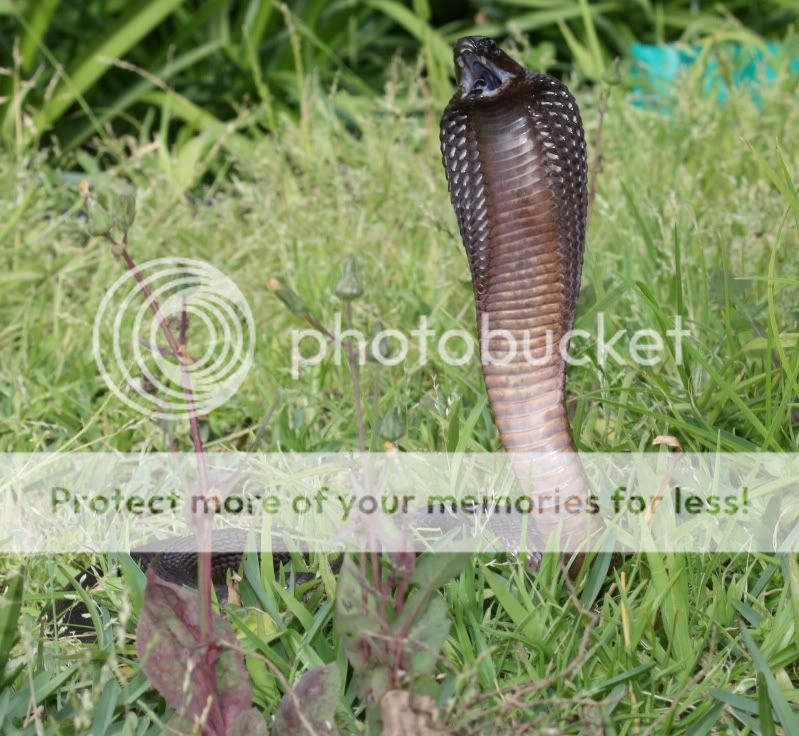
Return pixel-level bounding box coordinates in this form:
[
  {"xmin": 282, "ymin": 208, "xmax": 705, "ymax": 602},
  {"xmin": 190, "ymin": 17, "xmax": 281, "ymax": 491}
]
[
  {"xmin": 343, "ymin": 303, "xmax": 386, "ymax": 618},
  {"xmin": 117, "ymin": 241, "xmax": 214, "ymax": 638}
]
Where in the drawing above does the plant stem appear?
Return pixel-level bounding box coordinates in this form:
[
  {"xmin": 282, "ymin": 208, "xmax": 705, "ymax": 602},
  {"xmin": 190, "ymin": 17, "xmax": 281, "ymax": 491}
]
[
  {"xmin": 116, "ymin": 238, "xmax": 214, "ymax": 639},
  {"xmin": 344, "ymin": 304, "xmax": 380, "ymax": 573},
  {"xmin": 391, "ymin": 550, "xmax": 415, "ymax": 687},
  {"xmin": 345, "ymin": 301, "xmax": 366, "ymax": 453},
  {"xmin": 342, "ymin": 301, "xmax": 389, "ymax": 651},
  {"xmin": 588, "ymin": 84, "xmax": 609, "ymax": 223}
]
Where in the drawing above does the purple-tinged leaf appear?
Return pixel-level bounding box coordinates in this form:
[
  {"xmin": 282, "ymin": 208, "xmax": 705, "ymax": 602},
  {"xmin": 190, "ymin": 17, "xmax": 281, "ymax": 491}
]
[
  {"xmin": 136, "ymin": 569, "xmax": 253, "ymax": 735},
  {"xmin": 403, "ymin": 594, "xmax": 450, "ymax": 679},
  {"xmin": 273, "ymin": 663, "xmax": 341, "ymax": 736},
  {"xmin": 231, "ymin": 707, "xmax": 269, "ymax": 735}
]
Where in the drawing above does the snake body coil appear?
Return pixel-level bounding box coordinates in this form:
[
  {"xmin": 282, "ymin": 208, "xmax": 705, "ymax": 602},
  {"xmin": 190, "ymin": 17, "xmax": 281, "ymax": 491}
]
[{"xmin": 440, "ymin": 37, "xmax": 593, "ymax": 553}]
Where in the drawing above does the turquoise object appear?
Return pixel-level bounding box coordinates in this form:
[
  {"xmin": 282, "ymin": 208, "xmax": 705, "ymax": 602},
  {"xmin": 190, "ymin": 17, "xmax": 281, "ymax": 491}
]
[{"xmin": 630, "ymin": 42, "xmax": 799, "ymax": 108}]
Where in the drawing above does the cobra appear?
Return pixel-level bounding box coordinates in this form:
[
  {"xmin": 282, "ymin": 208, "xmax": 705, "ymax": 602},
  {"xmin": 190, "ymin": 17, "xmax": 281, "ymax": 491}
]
[{"xmin": 440, "ymin": 36, "xmax": 595, "ymax": 561}]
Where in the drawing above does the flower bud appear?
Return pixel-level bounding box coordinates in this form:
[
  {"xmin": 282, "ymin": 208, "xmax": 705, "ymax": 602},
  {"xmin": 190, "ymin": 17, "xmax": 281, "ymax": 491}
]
[
  {"xmin": 114, "ymin": 192, "xmax": 136, "ymax": 231},
  {"xmin": 379, "ymin": 407, "xmax": 405, "ymax": 442},
  {"xmin": 335, "ymin": 255, "xmax": 363, "ymax": 301},
  {"xmin": 86, "ymin": 196, "xmax": 114, "ymax": 238}
]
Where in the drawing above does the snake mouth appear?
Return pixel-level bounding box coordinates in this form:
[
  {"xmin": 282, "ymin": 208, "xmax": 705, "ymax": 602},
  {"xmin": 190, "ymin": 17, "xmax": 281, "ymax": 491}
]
[{"xmin": 454, "ymin": 38, "xmax": 515, "ymax": 98}]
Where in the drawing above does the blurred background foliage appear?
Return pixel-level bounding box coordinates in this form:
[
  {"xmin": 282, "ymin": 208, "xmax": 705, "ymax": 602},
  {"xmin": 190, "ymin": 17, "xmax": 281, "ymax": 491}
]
[{"xmin": 0, "ymin": 0, "xmax": 797, "ymax": 160}]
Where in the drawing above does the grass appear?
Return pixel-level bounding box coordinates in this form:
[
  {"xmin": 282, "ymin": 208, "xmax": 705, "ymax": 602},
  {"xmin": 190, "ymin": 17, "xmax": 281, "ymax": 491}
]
[
  {"xmin": 2, "ymin": 1, "xmax": 796, "ymax": 151},
  {"xmin": 1, "ymin": 59, "xmax": 799, "ymax": 732}
]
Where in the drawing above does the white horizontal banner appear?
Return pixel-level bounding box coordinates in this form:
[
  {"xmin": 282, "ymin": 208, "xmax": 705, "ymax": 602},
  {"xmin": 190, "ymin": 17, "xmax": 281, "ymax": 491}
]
[{"xmin": 1, "ymin": 452, "xmax": 798, "ymax": 554}]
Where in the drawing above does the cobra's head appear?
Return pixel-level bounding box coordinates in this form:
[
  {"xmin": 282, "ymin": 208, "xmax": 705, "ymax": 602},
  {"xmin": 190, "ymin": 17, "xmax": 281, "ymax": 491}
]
[{"xmin": 453, "ymin": 36, "xmax": 524, "ymax": 99}]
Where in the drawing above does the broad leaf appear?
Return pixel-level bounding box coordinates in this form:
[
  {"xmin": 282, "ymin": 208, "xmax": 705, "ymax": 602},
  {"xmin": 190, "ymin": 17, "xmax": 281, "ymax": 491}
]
[
  {"xmin": 404, "ymin": 594, "xmax": 450, "ymax": 679},
  {"xmin": 410, "ymin": 553, "xmax": 469, "ymax": 594},
  {"xmin": 232, "ymin": 707, "xmax": 269, "ymax": 736},
  {"xmin": 136, "ymin": 569, "xmax": 253, "ymax": 735},
  {"xmin": 394, "ymin": 554, "xmax": 468, "ymax": 641},
  {"xmin": 273, "ymin": 664, "xmax": 341, "ymax": 735}
]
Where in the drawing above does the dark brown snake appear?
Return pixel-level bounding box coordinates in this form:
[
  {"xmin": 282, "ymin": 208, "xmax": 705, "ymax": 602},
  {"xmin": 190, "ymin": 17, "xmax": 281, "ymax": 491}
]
[
  {"xmin": 440, "ymin": 37, "xmax": 594, "ymax": 555},
  {"xmin": 60, "ymin": 39, "xmax": 593, "ymax": 626}
]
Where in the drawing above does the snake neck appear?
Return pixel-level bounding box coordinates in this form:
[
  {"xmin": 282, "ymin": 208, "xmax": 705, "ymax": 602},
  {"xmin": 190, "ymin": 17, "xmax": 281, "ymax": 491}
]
[
  {"xmin": 441, "ymin": 72, "xmax": 592, "ymax": 548},
  {"xmin": 472, "ymin": 88, "xmax": 574, "ymax": 456}
]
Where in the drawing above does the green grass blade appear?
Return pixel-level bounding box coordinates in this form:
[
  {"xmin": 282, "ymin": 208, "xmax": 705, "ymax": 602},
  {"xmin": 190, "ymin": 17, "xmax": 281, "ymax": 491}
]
[
  {"xmin": 0, "ymin": 572, "xmax": 23, "ymax": 678},
  {"xmin": 759, "ymin": 672, "xmax": 778, "ymax": 736},
  {"xmin": 557, "ymin": 19, "xmax": 597, "ymax": 79},
  {"xmin": 34, "ymin": 0, "xmax": 189, "ymax": 133},
  {"xmin": 580, "ymin": 552, "xmax": 613, "ymax": 608},
  {"xmin": 682, "ymin": 338, "xmax": 778, "ymax": 449},
  {"xmin": 18, "ymin": 0, "xmax": 60, "ymax": 73},
  {"xmin": 139, "ymin": 90, "xmax": 254, "ymax": 158},
  {"xmin": 481, "ymin": 565, "xmax": 541, "ymax": 642},
  {"xmin": 742, "ymin": 628, "xmax": 799, "ymax": 736},
  {"xmin": 7, "ymin": 666, "xmax": 78, "ymax": 722},
  {"xmin": 243, "ymin": 0, "xmax": 276, "ymax": 48},
  {"xmin": 366, "ymin": 0, "xmax": 451, "ymax": 92},
  {"xmin": 776, "ymin": 143, "xmax": 799, "ymax": 233},
  {"xmin": 61, "ymin": 40, "xmax": 223, "ymax": 153},
  {"xmin": 784, "ymin": 556, "xmax": 799, "ymax": 655},
  {"xmin": 709, "ymin": 688, "xmax": 757, "ymax": 714},
  {"xmin": 686, "ymin": 701, "xmax": 725, "ymax": 736},
  {"xmin": 579, "ymin": 0, "xmax": 606, "ymax": 77},
  {"xmin": 745, "ymin": 139, "xmax": 799, "ymax": 227},
  {"xmin": 644, "ymin": 552, "xmax": 692, "ymax": 662},
  {"xmin": 504, "ymin": 3, "xmax": 618, "ymax": 34}
]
